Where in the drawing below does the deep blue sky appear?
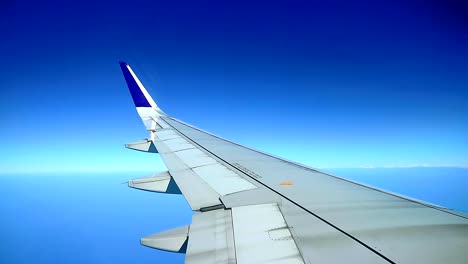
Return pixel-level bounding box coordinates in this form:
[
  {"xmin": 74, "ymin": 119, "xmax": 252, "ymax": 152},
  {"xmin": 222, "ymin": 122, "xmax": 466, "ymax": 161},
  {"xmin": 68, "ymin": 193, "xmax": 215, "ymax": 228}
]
[
  {"xmin": 1, "ymin": 0, "xmax": 467, "ymax": 172},
  {"xmin": 1, "ymin": 2, "xmax": 467, "ymax": 263}
]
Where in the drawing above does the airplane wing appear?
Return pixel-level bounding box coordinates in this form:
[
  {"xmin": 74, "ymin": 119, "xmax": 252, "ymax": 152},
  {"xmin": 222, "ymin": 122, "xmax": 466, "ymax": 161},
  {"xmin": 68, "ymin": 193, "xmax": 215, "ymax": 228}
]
[{"xmin": 119, "ymin": 61, "xmax": 468, "ymax": 264}]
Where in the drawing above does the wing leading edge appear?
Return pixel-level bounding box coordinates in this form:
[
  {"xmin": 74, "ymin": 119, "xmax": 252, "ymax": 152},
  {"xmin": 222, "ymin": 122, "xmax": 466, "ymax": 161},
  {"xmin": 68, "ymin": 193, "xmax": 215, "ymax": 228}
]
[{"xmin": 119, "ymin": 62, "xmax": 468, "ymax": 264}]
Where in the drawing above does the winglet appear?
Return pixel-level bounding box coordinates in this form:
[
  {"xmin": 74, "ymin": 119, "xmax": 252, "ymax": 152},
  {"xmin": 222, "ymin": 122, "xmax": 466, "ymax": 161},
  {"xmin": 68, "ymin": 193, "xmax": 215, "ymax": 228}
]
[{"xmin": 119, "ymin": 61, "xmax": 162, "ymax": 111}]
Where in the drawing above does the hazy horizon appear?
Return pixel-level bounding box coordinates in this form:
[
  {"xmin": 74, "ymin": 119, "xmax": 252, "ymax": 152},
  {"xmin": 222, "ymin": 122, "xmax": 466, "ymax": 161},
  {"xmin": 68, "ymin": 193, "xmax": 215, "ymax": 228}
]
[{"xmin": 1, "ymin": 167, "xmax": 466, "ymax": 263}]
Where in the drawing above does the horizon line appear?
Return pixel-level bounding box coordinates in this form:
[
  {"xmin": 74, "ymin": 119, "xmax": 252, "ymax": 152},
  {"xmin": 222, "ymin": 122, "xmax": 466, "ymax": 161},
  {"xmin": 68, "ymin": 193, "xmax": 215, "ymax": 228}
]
[{"xmin": 1, "ymin": 164, "xmax": 468, "ymax": 174}]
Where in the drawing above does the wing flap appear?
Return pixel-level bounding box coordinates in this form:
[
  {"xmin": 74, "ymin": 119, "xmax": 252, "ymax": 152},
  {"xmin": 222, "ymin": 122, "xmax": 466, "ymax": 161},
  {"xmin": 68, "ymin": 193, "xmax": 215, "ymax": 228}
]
[
  {"xmin": 152, "ymin": 124, "xmax": 258, "ymax": 210},
  {"xmin": 153, "ymin": 138, "xmax": 221, "ymax": 209},
  {"xmin": 185, "ymin": 209, "xmax": 236, "ymax": 264},
  {"xmin": 192, "ymin": 163, "xmax": 257, "ymax": 196},
  {"xmin": 185, "ymin": 204, "xmax": 306, "ymax": 264},
  {"xmin": 232, "ymin": 203, "xmax": 304, "ymax": 264}
]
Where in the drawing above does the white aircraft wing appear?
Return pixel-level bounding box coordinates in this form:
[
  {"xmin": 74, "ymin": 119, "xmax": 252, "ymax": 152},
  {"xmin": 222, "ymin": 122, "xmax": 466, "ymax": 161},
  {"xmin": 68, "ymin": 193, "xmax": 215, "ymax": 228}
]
[{"xmin": 119, "ymin": 61, "xmax": 468, "ymax": 264}]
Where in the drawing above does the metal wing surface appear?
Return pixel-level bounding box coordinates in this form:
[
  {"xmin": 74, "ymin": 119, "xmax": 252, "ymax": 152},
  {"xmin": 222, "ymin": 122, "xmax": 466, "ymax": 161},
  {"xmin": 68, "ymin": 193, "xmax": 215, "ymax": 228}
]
[{"xmin": 119, "ymin": 62, "xmax": 468, "ymax": 264}]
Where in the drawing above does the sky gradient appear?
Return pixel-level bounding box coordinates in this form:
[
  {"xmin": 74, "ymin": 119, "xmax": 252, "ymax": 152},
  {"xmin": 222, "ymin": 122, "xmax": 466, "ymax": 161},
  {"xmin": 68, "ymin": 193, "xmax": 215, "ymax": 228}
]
[
  {"xmin": 1, "ymin": 0, "xmax": 467, "ymax": 172},
  {"xmin": 1, "ymin": 2, "xmax": 467, "ymax": 263}
]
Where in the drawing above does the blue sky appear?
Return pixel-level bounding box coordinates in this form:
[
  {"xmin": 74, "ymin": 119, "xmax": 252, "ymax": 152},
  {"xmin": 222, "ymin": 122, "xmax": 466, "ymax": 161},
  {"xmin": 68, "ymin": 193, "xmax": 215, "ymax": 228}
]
[
  {"xmin": 1, "ymin": 0, "xmax": 467, "ymax": 173},
  {"xmin": 1, "ymin": 2, "xmax": 467, "ymax": 263}
]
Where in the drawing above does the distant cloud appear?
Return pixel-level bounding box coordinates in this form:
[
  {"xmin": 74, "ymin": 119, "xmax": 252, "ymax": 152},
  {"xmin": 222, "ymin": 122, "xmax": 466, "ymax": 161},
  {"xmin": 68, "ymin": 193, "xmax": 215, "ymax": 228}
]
[{"xmin": 318, "ymin": 164, "xmax": 468, "ymax": 169}]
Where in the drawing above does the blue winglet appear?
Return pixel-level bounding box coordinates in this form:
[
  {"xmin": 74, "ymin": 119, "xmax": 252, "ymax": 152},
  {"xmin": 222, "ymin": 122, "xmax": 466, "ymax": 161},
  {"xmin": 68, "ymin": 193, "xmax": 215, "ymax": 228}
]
[{"xmin": 119, "ymin": 61, "xmax": 152, "ymax": 107}]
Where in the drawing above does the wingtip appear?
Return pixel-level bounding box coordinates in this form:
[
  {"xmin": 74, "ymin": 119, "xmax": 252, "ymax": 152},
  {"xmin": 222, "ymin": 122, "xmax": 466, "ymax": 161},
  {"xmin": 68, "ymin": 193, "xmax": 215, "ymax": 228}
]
[
  {"xmin": 119, "ymin": 61, "xmax": 166, "ymax": 115},
  {"xmin": 119, "ymin": 61, "xmax": 153, "ymax": 108}
]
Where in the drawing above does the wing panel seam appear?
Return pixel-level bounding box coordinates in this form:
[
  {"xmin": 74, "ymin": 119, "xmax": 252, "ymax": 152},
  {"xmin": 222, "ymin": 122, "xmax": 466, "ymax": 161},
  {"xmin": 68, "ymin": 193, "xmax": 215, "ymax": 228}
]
[
  {"xmin": 164, "ymin": 117, "xmax": 467, "ymax": 220},
  {"xmin": 161, "ymin": 116, "xmax": 396, "ymax": 264}
]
